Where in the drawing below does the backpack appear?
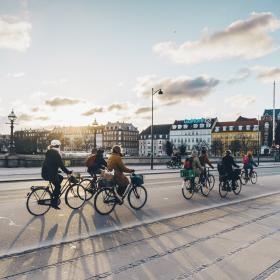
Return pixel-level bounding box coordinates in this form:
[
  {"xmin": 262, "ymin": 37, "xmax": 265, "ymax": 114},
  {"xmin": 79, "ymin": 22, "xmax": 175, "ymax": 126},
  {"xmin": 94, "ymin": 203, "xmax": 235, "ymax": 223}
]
[
  {"xmin": 243, "ymin": 155, "xmax": 249, "ymax": 165},
  {"xmin": 85, "ymin": 154, "xmax": 97, "ymax": 168},
  {"xmin": 184, "ymin": 158, "xmax": 192, "ymax": 170}
]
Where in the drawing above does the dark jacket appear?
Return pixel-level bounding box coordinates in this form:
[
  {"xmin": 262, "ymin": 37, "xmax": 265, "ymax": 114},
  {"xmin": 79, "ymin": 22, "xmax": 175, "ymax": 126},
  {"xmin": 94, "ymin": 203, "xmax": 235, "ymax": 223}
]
[
  {"xmin": 222, "ymin": 154, "xmax": 239, "ymax": 174},
  {"xmin": 41, "ymin": 149, "xmax": 70, "ymax": 181},
  {"xmin": 88, "ymin": 154, "xmax": 107, "ymax": 174}
]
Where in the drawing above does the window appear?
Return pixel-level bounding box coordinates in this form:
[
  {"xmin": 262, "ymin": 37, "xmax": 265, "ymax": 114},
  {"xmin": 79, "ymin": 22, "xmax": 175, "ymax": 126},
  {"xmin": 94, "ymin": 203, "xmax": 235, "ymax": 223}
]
[
  {"xmin": 223, "ymin": 126, "xmax": 227, "ymax": 131},
  {"xmin": 246, "ymin": 125, "xmax": 250, "ymax": 131},
  {"xmin": 229, "ymin": 126, "xmax": 233, "ymax": 131},
  {"xmin": 215, "ymin": 127, "xmax": 220, "ymax": 132},
  {"xmin": 238, "ymin": 126, "xmax": 243, "ymax": 131}
]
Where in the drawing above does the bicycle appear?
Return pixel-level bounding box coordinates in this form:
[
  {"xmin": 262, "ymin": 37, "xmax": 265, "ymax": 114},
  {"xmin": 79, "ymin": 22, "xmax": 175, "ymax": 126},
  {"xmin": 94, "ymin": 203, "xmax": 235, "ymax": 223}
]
[
  {"xmin": 218, "ymin": 169, "xmax": 242, "ymax": 198},
  {"xmin": 26, "ymin": 173, "xmax": 87, "ymax": 216},
  {"xmin": 201, "ymin": 167, "xmax": 215, "ymax": 191},
  {"xmin": 80, "ymin": 173, "xmax": 102, "ymax": 201},
  {"xmin": 94, "ymin": 173, "xmax": 147, "ymax": 215},
  {"xmin": 240, "ymin": 168, "xmax": 257, "ymax": 185},
  {"xmin": 180, "ymin": 169, "xmax": 211, "ymax": 200}
]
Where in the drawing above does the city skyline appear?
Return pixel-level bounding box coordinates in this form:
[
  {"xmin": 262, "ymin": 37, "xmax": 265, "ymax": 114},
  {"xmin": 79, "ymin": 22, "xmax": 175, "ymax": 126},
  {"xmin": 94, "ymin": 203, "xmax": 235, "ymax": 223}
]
[{"xmin": 1, "ymin": 1, "xmax": 280, "ymax": 134}]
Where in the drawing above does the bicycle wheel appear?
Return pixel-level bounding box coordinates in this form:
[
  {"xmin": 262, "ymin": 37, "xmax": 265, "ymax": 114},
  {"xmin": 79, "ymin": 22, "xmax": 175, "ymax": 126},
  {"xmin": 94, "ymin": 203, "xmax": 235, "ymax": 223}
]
[
  {"xmin": 26, "ymin": 187, "xmax": 52, "ymax": 216},
  {"xmin": 65, "ymin": 183, "xmax": 86, "ymax": 209},
  {"xmin": 200, "ymin": 179, "xmax": 210, "ymax": 197},
  {"xmin": 250, "ymin": 171, "xmax": 257, "ymax": 184},
  {"xmin": 128, "ymin": 185, "xmax": 147, "ymax": 210},
  {"xmin": 182, "ymin": 179, "xmax": 194, "ymax": 200},
  {"xmin": 219, "ymin": 181, "xmax": 229, "ymax": 198},
  {"xmin": 80, "ymin": 178, "xmax": 95, "ymax": 201},
  {"xmin": 94, "ymin": 187, "xmax": 116, "ymax": 215},
  {"xmin": 233, "ymin": 179, "xmax": 242, "ymax": 195},
  {"xmin": 208, "ymin": 174, "xmax": 215, "ymax": 190},
  {"xmin": 240, "ymin": 171, "xmax": 248, "ymax": 185}
]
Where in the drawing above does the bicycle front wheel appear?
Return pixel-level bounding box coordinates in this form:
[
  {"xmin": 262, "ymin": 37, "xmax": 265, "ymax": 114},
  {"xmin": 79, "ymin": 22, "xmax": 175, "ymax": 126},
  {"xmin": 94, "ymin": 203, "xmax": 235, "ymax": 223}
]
[
  {"xmin": 65, "ymin": 183, "xmax": 86, "ymax": 209},
  {"xmin": 182, "ymin": 179, "xmax": 193, "ymax": 200},
  {"xmin": 94, "ymin": 187, "xmax": 116, "ymax": 215},
  {"xmin": 128, "ymin": 185, "xmax": 147, "ymax": 210},
  {"xmin": 80, "ymin": 178, "xmax": 95, "ymax": 201},
  {"xmin": 200, "ymin": 179, "xmax": 210, "ymax": 197},
  {"xmin": 250, "ymin": 171, "xmax": 258, "ymax": 184},
  {"xmin": 26, "ymin": 187, "xmax": 52, "ymax": 216},
  {"xmin": 208, "ymin": 174, "xmax": 215, "ymax": 190}
]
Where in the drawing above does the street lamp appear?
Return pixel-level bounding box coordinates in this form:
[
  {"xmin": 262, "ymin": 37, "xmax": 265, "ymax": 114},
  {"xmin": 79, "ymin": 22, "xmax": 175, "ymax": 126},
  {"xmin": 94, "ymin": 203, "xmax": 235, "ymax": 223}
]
[
  {"xmin": 151, "ymin": 88, "xmax": 163, "ymax": 170},
  {"xmin": 92, "ymin": 118, "xmax": 98, "ymax": 151},
  {"xmin": 7, "ymin": 109, "xmax": 17, "ymax": 154}
]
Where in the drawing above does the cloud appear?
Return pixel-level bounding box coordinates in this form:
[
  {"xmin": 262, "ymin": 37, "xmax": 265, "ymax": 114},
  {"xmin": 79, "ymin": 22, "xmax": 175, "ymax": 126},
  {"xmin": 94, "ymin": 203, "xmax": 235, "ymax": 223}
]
[
  {"xmin": 135, "ymin": 75, "xmax": 219, "ymax": 105},
  {"xmin": 45, "ymin": 97, "xmax": 83, "ymax": 107},
  {"xmin": 225, "ymin": 94, "xmax": 256, "ymax": 109},
  {"xmin": 82, "ymin": 107, "xmax": 105, "ymax": 116},
  {"xmin": 135, "ymin": 107, "xmax": 152, "ymax": 114},
  {"xmin": 153, "ymin": 12, "xmax": 280, "ymax": 64},
  {"xmin": 42, "ymin": 78, "xmax": 69, "ymax": 86},
  {"xmin": 17, "ymin": 113, "xmax": 49, "ymax": 122},
  {"xmin": 227, "ymin": 68, "xmax": 251, "ymax": 84},
  {"xmin": 253, "ymin": 66, "xmax": 280, "ymax": 83},
  {"xmin": 7, "ymin": 72, "xmax": 25, "ymax": 78},
  {"xmin": 0, "ymin": 16, "xmax": 32, "ymax": 52},
  {"xmin": 31, "ymin": 107, "xmax": 39, "ymax": 112},
  {"xmin": 107, "ymin": 103, "xmax": 128, "ymax": 111}
]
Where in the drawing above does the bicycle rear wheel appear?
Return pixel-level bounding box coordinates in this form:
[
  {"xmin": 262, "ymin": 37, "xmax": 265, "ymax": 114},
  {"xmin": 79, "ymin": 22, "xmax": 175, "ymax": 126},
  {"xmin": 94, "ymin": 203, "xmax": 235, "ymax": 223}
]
[
  {"xmin": 128, "ymin": 185, "xmax": 147, "ymax": 210},
  {"xmin": 94, "ymin": 187, "xmax": 116, "ymax": 215},
  {"xmin": 240, "ymin": 171, "xmax": 248, "ymax": 185},
  {"xmin": 26, "ymin": 187, "xmax": 52, "ymax": 216},
  {"xmin": 233, "ymin": 179, "xmax": 242, "ymax": 195},
  {"xmin": 250, "ymin": 171, "xmax": 257, "ymax": 184},
  {"xmin": 65, "ymin": 183, "xmax": 86, "ymax": 209},
  {"xmin": 219, "ymin": 181, "xmax": 229, "ymax": 198},
  {"xmin": 200, "ymin": 179, "xmax": 210, "ymax": 196},
  {"xmin": 182, "ymin": 179, "xmax": 193, "ymax": 200}
]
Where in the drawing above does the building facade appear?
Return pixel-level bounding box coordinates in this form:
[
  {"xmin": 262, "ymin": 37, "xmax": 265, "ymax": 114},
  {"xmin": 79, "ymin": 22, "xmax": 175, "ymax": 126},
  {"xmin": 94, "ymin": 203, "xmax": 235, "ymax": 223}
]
[
  {"xmin": 262, "ymin": 109, "xmax": 280, "ymax": 148},
  {"xmin": 139, "ymin": 124, "xmax": 171, "ymax": 156},
  {"xmin": 103, "ymin": 122, "xmax": 139, "ymax": 155},
  {"xmin": 212, "ymin": 116, "xmax": 260, "ymax": 155},
  {"xmin": 0, "ymin": 134, "xmax": 10, "ymax": 153},
  {"xmin": 14, "ymin": 129, "xmax": 50, "ymax": 154},
  {"xmin": 169, "ymin": 118, "xmax": 217, "ymax": 152},
  {"xmin": 52, "ymin": 124, "xmax": 104, "ymax": 152}
]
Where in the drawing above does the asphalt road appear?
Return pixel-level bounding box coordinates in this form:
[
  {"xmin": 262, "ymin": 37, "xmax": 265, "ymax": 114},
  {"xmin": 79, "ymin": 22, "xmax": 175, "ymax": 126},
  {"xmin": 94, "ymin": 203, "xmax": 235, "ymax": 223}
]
[{"xmin": 0, "ymin": 168, "xmax": 280, "ymax": 279}]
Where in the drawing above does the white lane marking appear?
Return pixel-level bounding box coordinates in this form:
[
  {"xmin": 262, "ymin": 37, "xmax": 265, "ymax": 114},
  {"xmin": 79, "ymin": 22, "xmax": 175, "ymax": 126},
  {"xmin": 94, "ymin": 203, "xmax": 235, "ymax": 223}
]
[
  {"xmin": 164, "ymin": 198, "xmax": 169, "ymax": 200},
  {"xmin": 0, "ymin": 217, "xmax": 19, "ymax": 226}
]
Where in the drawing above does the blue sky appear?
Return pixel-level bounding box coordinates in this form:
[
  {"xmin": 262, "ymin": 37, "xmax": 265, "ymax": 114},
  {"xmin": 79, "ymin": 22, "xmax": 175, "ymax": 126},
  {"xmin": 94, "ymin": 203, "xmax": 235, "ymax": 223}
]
[{"xmin": 0, "ymin": 0, "xmax": 280, "ymax": 133}]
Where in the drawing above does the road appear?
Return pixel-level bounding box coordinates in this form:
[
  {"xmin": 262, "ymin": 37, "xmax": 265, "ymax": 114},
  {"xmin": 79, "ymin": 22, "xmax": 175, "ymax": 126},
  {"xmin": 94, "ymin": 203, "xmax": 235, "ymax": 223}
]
[{"xmin": 0, "ymin": 167, "xmax": 280, "ymax": 279}]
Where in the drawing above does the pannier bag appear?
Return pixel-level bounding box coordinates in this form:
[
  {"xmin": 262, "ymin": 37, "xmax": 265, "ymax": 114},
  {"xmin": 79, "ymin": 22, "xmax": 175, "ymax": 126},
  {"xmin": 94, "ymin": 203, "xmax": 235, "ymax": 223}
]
[
  {"xmin": 85, "ymin": 154, "xmax": 97, "ymax": 168},
  {"xmin": 131, "ymin": 174, "xmax": 144, "ymax": 185}
]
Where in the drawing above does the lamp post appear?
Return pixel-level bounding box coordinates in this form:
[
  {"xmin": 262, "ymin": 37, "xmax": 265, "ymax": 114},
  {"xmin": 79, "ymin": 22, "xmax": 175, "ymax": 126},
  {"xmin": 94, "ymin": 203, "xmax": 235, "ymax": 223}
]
[
  {"xmin": 7, "ymin": 109, "xmax": 17, "ymax": 154},
  {"xmin": 92, "ymin": 118, "xmax": 98, "ymax": 151},
  {"xmin": 257, "ymin": 115, "xmax": 260, "ymax": 165},
  {"xmin": 151, "ymin": 88, "xmax": 163, "ymax": 170}
]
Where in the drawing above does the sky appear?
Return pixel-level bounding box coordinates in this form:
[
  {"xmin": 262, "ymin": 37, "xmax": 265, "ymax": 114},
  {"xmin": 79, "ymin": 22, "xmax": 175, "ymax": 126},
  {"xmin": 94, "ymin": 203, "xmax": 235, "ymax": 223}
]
[{"xmin": 0, "ymin": 0, "xmax": 280, "ymax": 134}]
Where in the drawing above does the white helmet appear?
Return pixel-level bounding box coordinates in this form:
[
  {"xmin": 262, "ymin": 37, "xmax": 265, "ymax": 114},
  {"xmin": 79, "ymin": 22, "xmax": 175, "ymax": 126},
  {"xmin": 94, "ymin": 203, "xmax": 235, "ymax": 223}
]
[{"xmin": 51, "ymin": 139, "xmax": 61, "ymax": 147}]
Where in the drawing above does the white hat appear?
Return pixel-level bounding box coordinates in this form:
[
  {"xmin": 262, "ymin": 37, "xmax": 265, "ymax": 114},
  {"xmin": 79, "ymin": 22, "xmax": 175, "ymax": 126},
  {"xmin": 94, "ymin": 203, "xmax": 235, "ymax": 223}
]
[{"xmin": 51, "ymin": 139, "xmax": 61, "ymax": 146}]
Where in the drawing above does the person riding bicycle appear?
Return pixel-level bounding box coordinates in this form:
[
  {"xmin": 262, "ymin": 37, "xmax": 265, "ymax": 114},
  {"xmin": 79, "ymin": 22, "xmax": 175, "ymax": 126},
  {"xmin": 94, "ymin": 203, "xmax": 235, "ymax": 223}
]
[
  {"xmin": 41, "ymin": 140, "xmax": 72, "ymax": 209},
  {"xmin": 107, "ymin": 145, "xmax": 135, "ymax": 203},
  {"xmin": 243, "ymin": 151, "xmax": 258, "ymax": 179},
  {"xmin": 86, "ymin": 148, "xmax": 107, "ymax": 180},
  {"xmin": 222, "ymin": 150, "xmax": 240, "ymax": 189},
  {"xmin": 190, "ymin": 150, "xmax": 204, "ymax": 188},
  {"xmin": 199, "ymin": 147, "xmax": 214, "ymax": 184}
]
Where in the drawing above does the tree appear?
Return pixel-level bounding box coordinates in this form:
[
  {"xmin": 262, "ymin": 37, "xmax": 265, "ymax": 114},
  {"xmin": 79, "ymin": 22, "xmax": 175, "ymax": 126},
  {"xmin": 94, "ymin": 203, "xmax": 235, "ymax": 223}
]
[
  {"xmin": 211, "ymin": 140, "xmax": 223, "ymax": 156},
  {"xmin": 165, "ymin": 141, "xmax": 173, "ymax": 156},
  {"xmin": 229, "ymin": 140, "xmax": 241, "ymax": 156},
  {"xmin": 179, "ymin": 144, "xmax": 186, "ymax": 156}
]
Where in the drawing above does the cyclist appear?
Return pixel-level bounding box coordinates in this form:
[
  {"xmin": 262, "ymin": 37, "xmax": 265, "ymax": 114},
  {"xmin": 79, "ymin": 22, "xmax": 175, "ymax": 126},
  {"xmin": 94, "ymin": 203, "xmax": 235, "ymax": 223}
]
[
  {"xmin": 221, "ymin": 150, "xmax": 240, "ymax": 189},
  {"xmin": 41, "ymin": 140, "xmax": 72, "ymax": 209},
  {"xmin": 243, "ymin": 151, "xmax": 258, "ymax": 179},
  {"xmin": 87, "ymin": 148, "xmax": 107, "ymax": 180},
  {"xmin": 190, "ymin": 150, "xmax": 204, "ymax": 188},
  {"xmin": 199, "ymin": 147, "xmax": 214, "ymax": 184},
  {"xmin": 107, "ymin": 145, "xmax": 135, "ymax": 203}
]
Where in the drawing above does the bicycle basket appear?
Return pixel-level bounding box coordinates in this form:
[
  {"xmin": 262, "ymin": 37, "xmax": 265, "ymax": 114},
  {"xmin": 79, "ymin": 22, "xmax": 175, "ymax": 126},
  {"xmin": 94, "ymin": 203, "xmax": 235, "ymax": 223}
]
[
  {"xmin": 180, "ymin": 169, "xmax": 195, "ymax": 179},
  {"xmin": 131, "ymin": 174, "xmax": 144, "ymax": 185}
]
